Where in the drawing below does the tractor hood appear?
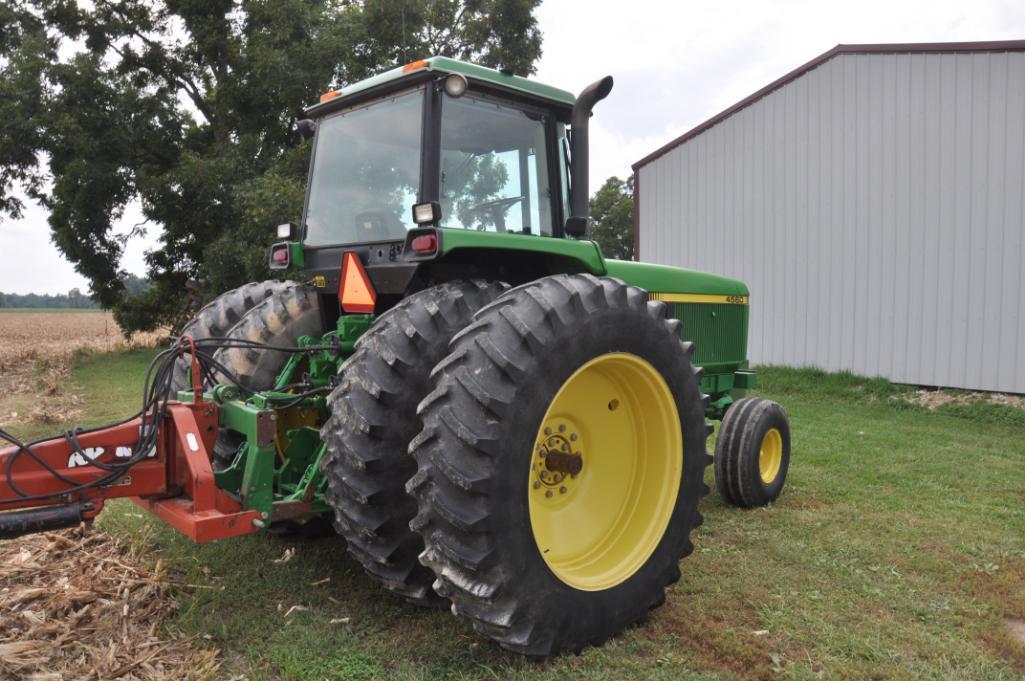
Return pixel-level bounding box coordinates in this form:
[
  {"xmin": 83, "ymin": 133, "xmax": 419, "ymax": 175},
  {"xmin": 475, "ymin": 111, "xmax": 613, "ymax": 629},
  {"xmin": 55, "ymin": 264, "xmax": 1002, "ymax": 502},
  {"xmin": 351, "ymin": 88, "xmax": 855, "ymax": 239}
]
[{"xmin": 603, "ymin": 259, "xmax": 750, "ymax": 297}]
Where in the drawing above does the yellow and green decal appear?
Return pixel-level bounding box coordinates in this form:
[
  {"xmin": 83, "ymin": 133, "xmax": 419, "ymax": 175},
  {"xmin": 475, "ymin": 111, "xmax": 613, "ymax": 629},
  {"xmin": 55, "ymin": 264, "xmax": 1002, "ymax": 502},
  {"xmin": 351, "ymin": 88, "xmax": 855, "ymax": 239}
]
[{"xmin": 649, "ymin": 292, "xmax": 749, "ymax": 305}]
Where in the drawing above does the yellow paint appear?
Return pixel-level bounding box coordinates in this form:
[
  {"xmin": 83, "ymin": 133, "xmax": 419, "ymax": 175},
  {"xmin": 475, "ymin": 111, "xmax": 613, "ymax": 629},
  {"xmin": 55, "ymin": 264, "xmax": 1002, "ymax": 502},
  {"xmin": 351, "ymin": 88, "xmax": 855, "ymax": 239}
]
[
  {"xmin": 649, "ymin": 292, "xmax": 749, "ymax": 305},
  {"xmin": 759, "ymin": 427, "xmax": 783, "ymax": 484},
  {"xmin": 528, "ymin": 352, "xmax": 682, "ymax": 591}
]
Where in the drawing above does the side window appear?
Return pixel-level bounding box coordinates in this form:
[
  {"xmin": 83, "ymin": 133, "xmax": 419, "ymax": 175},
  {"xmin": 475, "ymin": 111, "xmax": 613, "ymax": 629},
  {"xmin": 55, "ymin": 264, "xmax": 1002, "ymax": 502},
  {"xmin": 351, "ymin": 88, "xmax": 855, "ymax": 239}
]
[{"xmin": 439, "ymin": 95, "xmax": 553, "ymax": 236}]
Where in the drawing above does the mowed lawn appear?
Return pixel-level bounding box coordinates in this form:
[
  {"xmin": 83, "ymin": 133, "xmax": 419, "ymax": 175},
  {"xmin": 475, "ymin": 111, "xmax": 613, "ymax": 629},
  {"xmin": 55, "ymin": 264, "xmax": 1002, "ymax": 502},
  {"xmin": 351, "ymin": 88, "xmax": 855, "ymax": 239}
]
[{"xmin": 6, "ymin": 349, "xmax": 1025, "ymax": 680}]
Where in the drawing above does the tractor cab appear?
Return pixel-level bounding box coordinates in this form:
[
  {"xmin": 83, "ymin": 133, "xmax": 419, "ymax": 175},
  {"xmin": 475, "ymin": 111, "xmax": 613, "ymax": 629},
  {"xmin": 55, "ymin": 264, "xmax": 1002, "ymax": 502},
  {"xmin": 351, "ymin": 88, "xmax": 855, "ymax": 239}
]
[{"xmin": 270, "ymin": 57, "xmax": 612, "ymax": 315}]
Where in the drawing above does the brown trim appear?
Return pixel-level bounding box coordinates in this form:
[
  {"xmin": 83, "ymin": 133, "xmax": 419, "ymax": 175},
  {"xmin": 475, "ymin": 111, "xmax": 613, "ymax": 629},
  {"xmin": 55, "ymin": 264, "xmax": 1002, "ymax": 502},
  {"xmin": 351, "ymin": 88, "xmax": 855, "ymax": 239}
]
[
  {"xmin": 632, "ymin": 40, "xmax": 1025, "ymax": 170},
  {"xmin": 632, "ymin": 171, "xmax": 640, "ymax": 260}
]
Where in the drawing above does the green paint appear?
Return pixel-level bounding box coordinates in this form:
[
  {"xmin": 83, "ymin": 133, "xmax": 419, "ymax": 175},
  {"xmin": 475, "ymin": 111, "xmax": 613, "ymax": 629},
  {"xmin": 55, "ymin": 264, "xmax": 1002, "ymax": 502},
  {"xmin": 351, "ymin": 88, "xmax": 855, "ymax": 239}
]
[
  {"xmin": 438, "ymin": 228, "xmax": 606, "ymax": 273},
  {"xmin": 604, "ymin": 259, "xmax": 749, "ymax": 297},
  {"xmin": 336, "ymin": 314, "xmax": 374, "ymax": 353},
  {"xmin": 288, "ymin": 242, "xmax": 305, "ymax": 268},
  {"xmin": 305, "ymin": 56, "xmax": 575, "ymax": 117}
]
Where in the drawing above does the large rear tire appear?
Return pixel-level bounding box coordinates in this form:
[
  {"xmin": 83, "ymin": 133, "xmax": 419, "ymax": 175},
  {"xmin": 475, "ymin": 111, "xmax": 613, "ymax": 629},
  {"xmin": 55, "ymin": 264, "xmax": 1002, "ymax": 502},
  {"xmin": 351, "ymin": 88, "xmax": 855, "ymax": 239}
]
[
  {"xmin": 207, "ymin": 282, "xmax": 324, "ymax": 474},
  {"xmin": 320, "ymin": 281, "xmax": 507, "ymax": 606},
  {"xmin": 212, "ymin": 282, "xmax": 324, "ymax": 391},
  {"xmin": 170, "ymin": 280, "xmax": 291, "ymax": 394},
  {"xmin": 408, "ymin": 274, "xmax": 710, "ymax": 655}
]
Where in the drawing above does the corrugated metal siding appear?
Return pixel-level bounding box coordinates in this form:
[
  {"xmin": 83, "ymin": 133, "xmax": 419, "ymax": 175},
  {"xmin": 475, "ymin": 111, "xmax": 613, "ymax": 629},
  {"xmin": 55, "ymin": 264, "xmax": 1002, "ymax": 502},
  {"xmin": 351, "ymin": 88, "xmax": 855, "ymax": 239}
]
[{"xmin": 639, "ymin": 51, "xmax": 1025, "ymax": 393}]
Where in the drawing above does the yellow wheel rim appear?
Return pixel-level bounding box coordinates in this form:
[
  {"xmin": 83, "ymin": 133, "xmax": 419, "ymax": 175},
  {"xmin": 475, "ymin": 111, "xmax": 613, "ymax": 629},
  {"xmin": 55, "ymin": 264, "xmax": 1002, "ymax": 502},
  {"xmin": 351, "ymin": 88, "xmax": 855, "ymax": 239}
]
[
  {"xmin": 528, "ymin": 352, "xmax": 682, "ymax": 591},
  {"xmin": 758, "ymin": 428, "xmax": 783, "ymax": 484}
]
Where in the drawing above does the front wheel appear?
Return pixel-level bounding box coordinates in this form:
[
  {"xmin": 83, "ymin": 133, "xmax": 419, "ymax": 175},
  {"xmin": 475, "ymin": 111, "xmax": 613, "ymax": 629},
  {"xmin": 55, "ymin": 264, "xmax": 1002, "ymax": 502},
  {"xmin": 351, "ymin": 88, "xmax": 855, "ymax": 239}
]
[
  {"xmin": 714, "ymin": 397, "xmax": 791, "ymax": 508},
  {"xmin": 408, "ymin": 274, "xmax": 710, "ymax": 656}
]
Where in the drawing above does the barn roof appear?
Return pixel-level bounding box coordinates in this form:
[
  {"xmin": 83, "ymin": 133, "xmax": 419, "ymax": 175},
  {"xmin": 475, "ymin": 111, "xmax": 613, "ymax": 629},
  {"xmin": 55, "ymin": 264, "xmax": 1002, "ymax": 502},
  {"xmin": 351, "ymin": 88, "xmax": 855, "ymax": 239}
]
[{"xmin": 632, "ymin": 39, "xmax": 1025, "ymax": 171}]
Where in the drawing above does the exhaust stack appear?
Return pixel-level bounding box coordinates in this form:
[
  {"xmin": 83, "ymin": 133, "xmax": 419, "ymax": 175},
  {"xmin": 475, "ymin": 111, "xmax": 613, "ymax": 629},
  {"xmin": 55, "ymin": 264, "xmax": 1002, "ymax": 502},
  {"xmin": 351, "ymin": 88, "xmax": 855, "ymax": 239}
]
[{"xmin": 566, "ymin": 75, "xmax": 614, "ymax": 237}]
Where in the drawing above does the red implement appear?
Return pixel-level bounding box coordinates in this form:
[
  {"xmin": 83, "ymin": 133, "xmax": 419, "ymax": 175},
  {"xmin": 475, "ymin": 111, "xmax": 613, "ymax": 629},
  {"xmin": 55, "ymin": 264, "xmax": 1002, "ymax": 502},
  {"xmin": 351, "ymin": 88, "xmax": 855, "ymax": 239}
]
[{"xmin": 0, "ymin": 341, "xmax": 261, "ymax": 542}]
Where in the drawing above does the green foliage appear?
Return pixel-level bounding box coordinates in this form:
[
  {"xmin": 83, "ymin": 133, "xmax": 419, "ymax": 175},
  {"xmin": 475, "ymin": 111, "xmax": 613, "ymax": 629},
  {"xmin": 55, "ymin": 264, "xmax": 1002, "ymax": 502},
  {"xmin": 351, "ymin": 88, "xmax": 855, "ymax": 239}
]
[
  {"xmin": 2, "ymin": 0, "xmax": 543, "ymax": 332},
  {"xmin": 589, "ymin": 175, "xmax": 634, "ymax": 260},
  {"xmin": 1, "ymin": 288, "xmax": 100, "ymax": 309}
]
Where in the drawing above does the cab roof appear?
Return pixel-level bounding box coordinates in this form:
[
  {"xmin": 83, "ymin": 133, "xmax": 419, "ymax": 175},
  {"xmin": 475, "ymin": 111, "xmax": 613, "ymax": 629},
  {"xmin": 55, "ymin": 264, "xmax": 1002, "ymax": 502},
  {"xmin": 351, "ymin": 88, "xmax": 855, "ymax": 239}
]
[{"xmin": 305, "ymin": 56, "xmax": 576, "ymax": 115}]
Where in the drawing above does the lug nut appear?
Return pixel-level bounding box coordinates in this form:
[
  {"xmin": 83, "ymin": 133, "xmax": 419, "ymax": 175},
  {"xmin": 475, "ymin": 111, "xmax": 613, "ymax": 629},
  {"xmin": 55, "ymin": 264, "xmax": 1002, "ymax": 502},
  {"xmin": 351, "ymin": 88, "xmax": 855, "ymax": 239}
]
[
  {"xmin": 545, "ymin": 490, "xmax": 553, "ymax": 498},
  {"xmin": 544, "ymin": 427, "xmax": 552, "ymax": 435},
  {"xmin": 570, "ymin": 433, "xmax": 577, "ymax": 441},
  {"xmin": 559, "ymin": 424, "xmax": 566, "ymax": 432},
  {"xmin": 560, "ymin": 486, "xmax": 567, "ymax": 494},
  {"xmin": 533, "ymin": 481, "xmax": 541, "ymax": 489}
]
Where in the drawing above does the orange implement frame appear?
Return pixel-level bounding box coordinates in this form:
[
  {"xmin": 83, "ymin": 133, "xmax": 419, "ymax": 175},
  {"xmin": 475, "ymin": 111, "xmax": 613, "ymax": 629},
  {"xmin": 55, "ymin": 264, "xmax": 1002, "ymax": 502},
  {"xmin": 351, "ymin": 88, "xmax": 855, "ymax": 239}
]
[{"xmin": 0, "ymin": 341, "xmax": 261, "ymax": 543}]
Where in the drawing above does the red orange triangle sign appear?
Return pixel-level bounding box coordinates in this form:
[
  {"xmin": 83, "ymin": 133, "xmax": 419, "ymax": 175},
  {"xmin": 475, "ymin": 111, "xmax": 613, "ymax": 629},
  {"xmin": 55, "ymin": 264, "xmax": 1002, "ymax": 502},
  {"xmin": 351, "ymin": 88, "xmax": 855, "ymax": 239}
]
[{"xmin": 339, "ymin": 252, "xmax": 376, "ymax": 313}]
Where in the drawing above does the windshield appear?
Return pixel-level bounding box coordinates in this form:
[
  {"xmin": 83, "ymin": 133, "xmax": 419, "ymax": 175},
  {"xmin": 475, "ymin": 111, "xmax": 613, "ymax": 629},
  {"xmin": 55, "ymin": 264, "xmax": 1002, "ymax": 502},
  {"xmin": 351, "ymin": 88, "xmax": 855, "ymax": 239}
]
[
  {"xmin": 439, "ymin": 95, "xmax": 553, "ymax": 236},
  {"xmin": 304, "ymin": 88, "xmax": 423, "ymax": 246}
]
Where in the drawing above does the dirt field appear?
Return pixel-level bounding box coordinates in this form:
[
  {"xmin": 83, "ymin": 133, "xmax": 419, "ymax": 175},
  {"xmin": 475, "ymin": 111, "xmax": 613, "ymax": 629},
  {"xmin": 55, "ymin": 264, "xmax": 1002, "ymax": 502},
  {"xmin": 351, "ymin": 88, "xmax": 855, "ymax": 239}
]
[{"xmin": 0, "ymin": 311, "xmax": 164, "ymax": 426}]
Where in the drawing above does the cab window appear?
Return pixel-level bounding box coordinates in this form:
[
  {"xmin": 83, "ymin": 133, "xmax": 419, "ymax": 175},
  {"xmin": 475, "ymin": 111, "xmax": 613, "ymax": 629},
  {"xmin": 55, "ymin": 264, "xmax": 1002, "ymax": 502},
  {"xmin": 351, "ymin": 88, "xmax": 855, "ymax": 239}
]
[{"xmin": 439, "ymin": 95, "xmax": 553, "ymax": 236}]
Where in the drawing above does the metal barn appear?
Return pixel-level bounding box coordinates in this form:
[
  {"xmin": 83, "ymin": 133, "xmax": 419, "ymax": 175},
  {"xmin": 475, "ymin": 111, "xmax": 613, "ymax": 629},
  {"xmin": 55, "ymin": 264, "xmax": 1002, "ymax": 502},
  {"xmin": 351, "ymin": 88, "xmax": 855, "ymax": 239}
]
[{"xmin": 633, "ymin": 41, "xmax": 1025, "ymax": 393}]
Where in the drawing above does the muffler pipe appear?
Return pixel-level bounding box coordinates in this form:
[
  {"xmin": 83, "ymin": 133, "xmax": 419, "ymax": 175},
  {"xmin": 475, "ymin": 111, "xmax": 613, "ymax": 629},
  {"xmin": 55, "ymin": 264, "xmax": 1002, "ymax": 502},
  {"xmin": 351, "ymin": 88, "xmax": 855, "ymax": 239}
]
[{"xmin": 566, "ymin": 75, "xmax": 615, "ymax": 237}]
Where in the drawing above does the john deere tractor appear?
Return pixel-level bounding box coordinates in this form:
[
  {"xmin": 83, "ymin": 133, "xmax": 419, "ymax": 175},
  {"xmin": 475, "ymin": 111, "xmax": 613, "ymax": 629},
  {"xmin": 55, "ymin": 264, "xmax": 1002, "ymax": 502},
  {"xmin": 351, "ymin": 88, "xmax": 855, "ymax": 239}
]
[{"xmin": 0, "ymin": 57, "xmax": 791, "ymax": 656}]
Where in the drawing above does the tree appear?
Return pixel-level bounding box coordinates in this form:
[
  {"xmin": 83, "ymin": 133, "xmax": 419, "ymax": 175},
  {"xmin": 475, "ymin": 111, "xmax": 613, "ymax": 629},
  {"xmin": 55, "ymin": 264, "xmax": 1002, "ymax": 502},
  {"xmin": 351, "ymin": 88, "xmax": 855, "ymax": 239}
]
[
  {"xmin": 1, "ymin": 0, "xmax": 543, "ymax": 331},
  {"xmin": 589, "ymin": 175, "xmax": 635, "ymax": 261}
]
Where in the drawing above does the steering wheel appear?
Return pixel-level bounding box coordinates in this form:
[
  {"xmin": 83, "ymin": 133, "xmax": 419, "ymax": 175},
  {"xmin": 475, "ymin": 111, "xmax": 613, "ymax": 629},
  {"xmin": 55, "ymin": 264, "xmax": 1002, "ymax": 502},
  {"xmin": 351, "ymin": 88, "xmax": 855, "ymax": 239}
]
[{"xmin": 467, "ymin": 195, "xmax": 526, "ymax": 233}]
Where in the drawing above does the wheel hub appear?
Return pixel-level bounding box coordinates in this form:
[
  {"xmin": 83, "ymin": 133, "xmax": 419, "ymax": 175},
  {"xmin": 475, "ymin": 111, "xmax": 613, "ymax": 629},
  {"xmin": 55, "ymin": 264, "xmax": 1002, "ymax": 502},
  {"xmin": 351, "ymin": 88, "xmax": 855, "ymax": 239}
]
[{"xmin": 533, "ymin": 422, "xmax": 583, "ymax": 498}]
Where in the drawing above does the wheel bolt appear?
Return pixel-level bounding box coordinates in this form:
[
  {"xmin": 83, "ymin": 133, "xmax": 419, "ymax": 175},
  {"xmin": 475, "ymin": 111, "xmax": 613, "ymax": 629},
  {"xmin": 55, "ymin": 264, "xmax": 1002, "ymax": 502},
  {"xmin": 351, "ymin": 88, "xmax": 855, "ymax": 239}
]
[
  {"xmin": 570, "ymin": 434, "xmax": 577, "ymax": 441},
  {"xmin": 559, "ymin": 424, "xmax": 566, "ymax": 432},
  {"xmin": 533, "ymin": 481, "xmax": 540, "ymax": 489},
  {"xmin": 539, "ymin": 451, "xmax": 546, "ymax": 458},
  {"xmin": 559, "ymin": 486, "xmax": 567, "ymax": 494},
  {"xmin": 545, "ymin": 490, "xmax": 553, "ymax": 498},
  {"xmin": 544, "ymin": 427, "xmax": 552, "ymax": 435}
]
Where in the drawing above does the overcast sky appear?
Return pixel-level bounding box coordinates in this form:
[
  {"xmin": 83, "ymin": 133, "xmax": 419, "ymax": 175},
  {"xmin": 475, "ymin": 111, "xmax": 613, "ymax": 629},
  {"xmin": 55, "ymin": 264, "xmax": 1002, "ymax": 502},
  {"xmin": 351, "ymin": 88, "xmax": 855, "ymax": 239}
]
[{"xmin": 2, "ymin": 0, "xmax": 1024, "ymax": 295}]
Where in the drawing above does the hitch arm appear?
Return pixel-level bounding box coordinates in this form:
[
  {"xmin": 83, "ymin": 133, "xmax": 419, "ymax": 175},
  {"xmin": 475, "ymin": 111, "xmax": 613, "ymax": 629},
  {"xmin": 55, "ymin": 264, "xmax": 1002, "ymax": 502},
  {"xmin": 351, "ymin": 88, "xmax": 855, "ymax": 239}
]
[{"xmin": 0, "ymin": 403, "xmax": 261, "ymax": 542}]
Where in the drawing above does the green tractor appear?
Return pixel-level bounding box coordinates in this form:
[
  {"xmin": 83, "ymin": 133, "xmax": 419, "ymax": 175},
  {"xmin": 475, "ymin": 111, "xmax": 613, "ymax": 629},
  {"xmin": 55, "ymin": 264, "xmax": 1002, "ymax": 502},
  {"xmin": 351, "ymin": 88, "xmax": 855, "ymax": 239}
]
[{"xmin": 172, "ymin": 57, "xmax": 792, "ymax": 655}]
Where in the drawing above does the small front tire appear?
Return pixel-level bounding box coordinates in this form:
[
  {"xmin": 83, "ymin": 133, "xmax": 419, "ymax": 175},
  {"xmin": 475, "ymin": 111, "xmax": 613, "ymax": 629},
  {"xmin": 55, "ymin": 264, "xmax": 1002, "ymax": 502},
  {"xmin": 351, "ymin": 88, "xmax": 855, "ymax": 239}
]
[{"xmin": 714, "ymin": 397, "xmax": 791, "ymax": 508}]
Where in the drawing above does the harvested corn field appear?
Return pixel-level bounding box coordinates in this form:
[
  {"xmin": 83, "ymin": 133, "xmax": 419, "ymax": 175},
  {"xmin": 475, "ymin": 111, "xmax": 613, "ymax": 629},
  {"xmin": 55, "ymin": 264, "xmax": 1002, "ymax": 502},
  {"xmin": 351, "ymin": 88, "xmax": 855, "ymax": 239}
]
[
  {"xmin": 0, "ymin": 527, "xmax": 220, "ymax": 680},
  {"xmin": 0, "ymin": 311, "xmax": 163, "ymax": 427},
  {"xmin": 0, "ymin": 312, "xmax": 192, "ymax": 680}
]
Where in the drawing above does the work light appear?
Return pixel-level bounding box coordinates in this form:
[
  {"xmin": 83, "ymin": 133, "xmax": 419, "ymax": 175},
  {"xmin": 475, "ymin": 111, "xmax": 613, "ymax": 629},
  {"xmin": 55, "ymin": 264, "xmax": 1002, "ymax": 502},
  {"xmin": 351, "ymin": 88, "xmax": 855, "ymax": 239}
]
[
  {"xmin": 443, "ymin": 73, "xmax": 468, "ymax": 98},
  {"xmin": 412, "ymin": 202, "xmax": 441, "ymax": 225}
]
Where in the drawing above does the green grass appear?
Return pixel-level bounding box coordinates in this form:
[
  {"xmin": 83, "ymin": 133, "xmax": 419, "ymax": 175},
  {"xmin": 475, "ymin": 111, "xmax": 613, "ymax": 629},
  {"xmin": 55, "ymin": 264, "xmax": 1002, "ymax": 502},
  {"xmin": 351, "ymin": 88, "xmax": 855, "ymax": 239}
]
[{"xmin": 7, "ymin": 354, "xmax": 1025, "ymax": 680}]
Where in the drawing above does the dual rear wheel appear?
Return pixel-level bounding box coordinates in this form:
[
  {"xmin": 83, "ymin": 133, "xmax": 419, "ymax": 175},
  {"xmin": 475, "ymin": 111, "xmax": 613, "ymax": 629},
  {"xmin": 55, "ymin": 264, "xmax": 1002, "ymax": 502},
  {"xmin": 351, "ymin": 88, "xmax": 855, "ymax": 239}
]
[{"xmin": 324, "ymin": 274, "xmax": 710, "ymax": 654}]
